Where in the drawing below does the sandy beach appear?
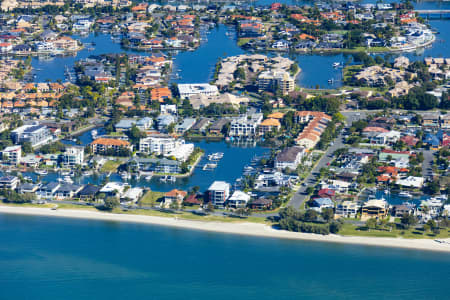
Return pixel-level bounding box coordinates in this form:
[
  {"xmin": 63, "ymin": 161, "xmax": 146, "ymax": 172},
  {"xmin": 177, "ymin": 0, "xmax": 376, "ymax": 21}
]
[{"xmin": 1, "ymin": 205, "xmax": 449, "ymax": 253}]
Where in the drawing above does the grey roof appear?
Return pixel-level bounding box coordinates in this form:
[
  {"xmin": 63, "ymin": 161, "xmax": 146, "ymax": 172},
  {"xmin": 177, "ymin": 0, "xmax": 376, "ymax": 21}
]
[{"xmin": 276, "ymin": 146, "xmax": 304, "ymax": 162}]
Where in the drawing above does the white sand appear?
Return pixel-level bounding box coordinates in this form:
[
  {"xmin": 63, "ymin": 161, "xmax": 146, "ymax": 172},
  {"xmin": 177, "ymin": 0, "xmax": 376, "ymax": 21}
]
[{"xmin": 1, "ymin": 205, "xmax": 449, "ymax": 253}]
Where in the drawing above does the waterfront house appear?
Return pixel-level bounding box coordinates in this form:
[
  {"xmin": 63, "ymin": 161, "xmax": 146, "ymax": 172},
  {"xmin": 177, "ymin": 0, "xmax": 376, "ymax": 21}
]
[
  {"xmin": 207, "ymin": 181, "xmax": 230, "ymax": 208},
  {"xmin": 61, "ymin": 146, "xmax": 84, "ymax": 167},
  {"xmin": 0, "ymin": 175, "xmax": 19, "ymax": 190},
  {"xmin": 156, "ymin": 114, "xmax": 176, "ymax": 132},
  {"xmin": 17, "ymin": 183, "xmax": 39, "ymax": 194},
  {"xmin": 11, "ymin": 122, "xmax": 52, "ymax": 148},
  {"xmin": 163, "ymin": 189, "xmax": 187, "ymax": 208},
  {"xmin": 77, "ymin": 184, "xmax": 100, "ymax": 201},
  {"xmin": 1, "ymin": 145, "xmax": 21, "ymax": 165},
  {"xmin": 184, "ymin": 194, "xmax": 202, "ymax": 206},
  {"xmin": 175, "ymin": 118, "xmax": 197, "ymax": 134},
  {"xmin": 190, "ymin": 118, "xmax": 211, "ymax": 135},
  {"xmin": 361, "ymin": 199, "xmax": 388, "ymax": 221},
  {"xmin": 91, "ymin": 138, "xmax": 132, "ymax": 155},
  {"xmin": 259, "ymin": 118, "xmax": 281, "ymax": 135},
  {"xmin": 55, "ymin": 184, "xmax": 83, "ymax": 200},
  {"xmin": 392, "ymin": 203, "xmax": 414, "ymax": 217},
  {"xmin": 310, "ymin": 197, "xmax": 334, "ymax": 212},
  {"xmin": 37, "ymin": 182, "xmax": 60, "ymax": 199},
  {"xmin": 274, "ymin": 146, "xmax": 305, "ymax": 170},
  {"xmin": 229, "ymin": 113, "xmax": 263, "ymax": 138},
  {"xmin": 227, "ymin": 190, "xmax": 251, "ymax": 208},
  {"xmin": 129, "ymin": 157, "xmax": 182, "ymax": 174},
  {"xmin": 99, "ymin": 182, "xmax": 127, "ymax": 198},
  {"xmin": 248, "ymin": 198, "xmax": 272, "ymax": 210},
  {"xmin": 335, "ymin": 201, "xmax": 359, "ymax": 219},
  {"xmin": 121, "ymin": 187, "xmax": 143, "ymax": 204},
  {"xmin": 209, "ymin": 118, "xmax": 230, "ymax": 135}
]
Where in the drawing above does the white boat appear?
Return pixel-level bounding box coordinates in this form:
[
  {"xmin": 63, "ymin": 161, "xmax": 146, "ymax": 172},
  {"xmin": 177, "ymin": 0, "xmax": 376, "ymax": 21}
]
[
  {"xmin": 24, "ymin": 176, "xmax": 32, "ymax": 181},
  {"xmin": 160, "ymin": 176, "xmax": 167, "ymax": 183},
  {"xmin": 203, "ymin": 163, "xmax": 217, "ymax": 171},
  {"xmin": 63, "ymin": 176, "xmax": 73, "ymax": 184},
  {"xmin": 120, "ymin": 172, "xmax": 131, "ymax": 180},
  {"xmin": 61, "ymin": 170, "xmax": 70, "ymax": 176},
  {"xmin": 332, "ymin": 62, "xmax": 341, "ymax": 68},
  {"xmin": 82, "ymin": 171, "xmax": 90, "ymax": 176},
  {"xmin": 398, "ymin": 191, "xmax": 413, "ymax": 199},
  {"xmin": 35, "ymin": 169, "xmax": 48, "ymax": 175},
  {"xmin": 144, "ymin": 175, "xmax": 153, "ymax": 181},
  {"xmin": 91, "ymin": 129, "xmax": 98, "ymax": 139},
  {"xmin": 167, "ymin": 176, "xmax": 176, "ymax": 182}
]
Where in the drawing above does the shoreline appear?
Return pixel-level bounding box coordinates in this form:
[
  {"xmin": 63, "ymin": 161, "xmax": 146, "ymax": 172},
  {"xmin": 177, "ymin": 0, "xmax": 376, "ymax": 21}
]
[{"xmin": 0, "ymin": 206, "xmax": 449, "ymax": 253}]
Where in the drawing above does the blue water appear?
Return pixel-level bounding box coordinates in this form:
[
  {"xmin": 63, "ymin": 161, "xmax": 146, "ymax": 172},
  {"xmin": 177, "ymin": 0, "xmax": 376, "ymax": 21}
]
[
  {"xmin": 0, "ymin": 213, "xmax": 449, "ymax": 300},
  {"xmin": 32, "ymin": 137, "xmax": 268, "ymax": 193}
]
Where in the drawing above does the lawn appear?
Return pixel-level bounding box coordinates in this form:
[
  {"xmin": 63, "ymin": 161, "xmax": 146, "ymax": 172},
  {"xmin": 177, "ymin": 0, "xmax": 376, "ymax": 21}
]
[
  {"xmin": 339, "ymin": 223, "xmax": 450, "ymax": 239},
  {"xmin": 100, "ymin": 160, "xmax": 121, "ymax": 173},
  {"xmin": 139, "ymin": 191, "xmax": 164, "ymax": 207}
]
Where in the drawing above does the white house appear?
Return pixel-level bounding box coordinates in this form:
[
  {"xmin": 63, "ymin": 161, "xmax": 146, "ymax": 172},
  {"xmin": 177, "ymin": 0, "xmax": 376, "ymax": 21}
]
[
  {"xmin": 227, "ymin": 190, "xmax": 251, "ymax": 208},
  {"xmin": 2, "ymin": 145, "xmax": 21, "ymax": 165}
]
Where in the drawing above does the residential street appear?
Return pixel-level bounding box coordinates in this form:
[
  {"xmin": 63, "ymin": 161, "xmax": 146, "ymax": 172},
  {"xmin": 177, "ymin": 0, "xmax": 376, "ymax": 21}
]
[{"xmin": 288, "ymin": 111, "xmax": 367, "ymax": 209}]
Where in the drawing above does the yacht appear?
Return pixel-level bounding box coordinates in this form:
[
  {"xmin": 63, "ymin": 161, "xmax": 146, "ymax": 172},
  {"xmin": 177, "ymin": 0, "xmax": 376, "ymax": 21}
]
[
  {"xmin": 63, "ymin": 176, "xmax": 74, "ymax": 184},
  {"xmin": 332, "ymin": 62, "xmax": 342, "ymax": 68},
  {"xmin": 167, "ymin": 176, "xmax": 176, "ymax": 182},
  {"xmin": 35, "ymin": 169, "xmax": 48, "ymax": 176},
  {"xmin": 398, "ymin": 191, "xmax": 413, "ymax": 199},
  {"xmin": 91, "ymin": 129, "xmax": 98, "ymax": 139},
  {"xmin": 120, "ymin": 172, "xmax": 131, "ymax": 180}
]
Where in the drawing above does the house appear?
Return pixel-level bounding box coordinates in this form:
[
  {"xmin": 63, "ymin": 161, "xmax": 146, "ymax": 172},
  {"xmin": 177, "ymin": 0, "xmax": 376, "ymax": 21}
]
[
  {"xmin": 129, "ymin": 157, "xmax": 182, "ymax": 174},
  {"xmin": 392, "ymin": 203, "xmax": 414, "ymax": 217},
  {"xmin": 190, "ymin": 118, "xmax": 211, "ymax": 134},
  {"xmin": 335, "ymin": 201, "xmax": 359, "ymax": 218},
  {"xmin": 11, "ymin": 123, "xmax": 52, "ymax": 147},
  {"xmin": 259, "ymin": 118, "xmax": 281, "ymax": 135},
  {"xmin": 258, "ymin": 71, "xmax": 295, "ymax": 95},
  {"xmin": 229, "ymin": 113, "xmax": 263, "ymax": 138},
  {"xmin": 55, "ymin": 184, "xmax": 83, "ymax": 200},
  {"xmin": 311, "ymin": 197, "xmax": 334, "ymax": 212},
  {"xmin": 61, "ymin": 146, "xmax": 84, "ymax": 167},
  {"xmin": 227, "ymin": 190, "xmax": 250, "ymax": 208},
  {"xmin": 163, "ymin": 189, "xmax": 187, "ymax": 208},
  {"xmin": 91, "ymin": 138, "xmax": 132, "ymax": 155},
  {"xmin": 361, "ymin": 199, "xmax": 388, "ymax": 221},
  {"xmin": 275, "ymin": 146, "xmax": 305, "ymax": 170},
  {"xmin": 1, "ymin": 145, "xmax": 21, "ymax": 165},
  {"xmin": 18, "ymin": 183, "xmax": 40, "ymax": 194},
  {"xmin": 156, "ymin": 114, "xmax": 176, "ymax": 132},
  {"xmin": 38, "ymin": 182, "xmax": 60, "ymax": 199},
  {"xmin": 422, "ymin": 112, "xmax": 440, "ymax": 127},
  {"xmin": 209, "ymin": 119, "xmax": 230, "ymax": 135},
  {"xmin": 0, "ymin": 176, "xmax": 19, "ymax": 190},
  {"xmin": 175, "ymin": 118, "xmax": 197, "ymax": 134},
  {"xmin": 121, "ymin": 187, "xmax": 143, "ymax": 203},
  {"xmin": 395, "ymin": 176, "xmax": 424, "ymax": 188},
  {"xmin": 99, "ymin": 182, "xmax": 127, "ymax": 198},
  {"xmin": 184, "ymin": 194, "xmax": 202, "ymax": 206},
  {"xmin": 249, "ymin": 198, "xmax": 273, "ymax": 210},
  {"xmin": 207, "ymin": 181, "xmax": 230, "ymax": 208},
  {"xmin": 139, "ymin": 135, "xmax": 178, "ymax": 156},
  {"xmin": 77, "ymin": 184, "xmax": 100, "ymax": 201},
  {"xmin": 178, "ymin": 83, "xmax": 219, "ymax": 99}
]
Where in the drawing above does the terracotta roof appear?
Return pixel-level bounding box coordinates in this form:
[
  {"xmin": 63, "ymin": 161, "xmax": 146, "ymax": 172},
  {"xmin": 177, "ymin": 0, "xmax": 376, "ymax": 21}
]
[
  {"xmin": 91, "ymin": 138, "xmax": 130, "ymax": 147},
  {"xmin": 165, "ymin": 189, "xmax": 187, "ymax": 198}
]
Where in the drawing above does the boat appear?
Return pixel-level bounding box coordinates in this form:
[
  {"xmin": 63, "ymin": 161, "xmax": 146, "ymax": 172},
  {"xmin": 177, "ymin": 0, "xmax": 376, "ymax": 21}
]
[
  {"xmin": 82, "ymin": 171, "xmax": 90, "ymax": 176},
  {"xmin": 120, "ymin": 172, "xmax": 131, "ymax": 180},
  {"xmin": 35, "ymin": 169, "xmax": 48, "ymax": 175},
  {"xmin": 63, "ymin": 176, "xmax": 73, "ymax": 184},
  {"xmin": 328, "ymin": 78, "xmax": 334, "ymax": 83},
  {"xmin": 207, "ymin": 152, "xmax": 224, "ymax": 161},
  {"xmin": 160, "ymin": 176, "xmax": 167, "ymax": 183},
  {"xmin": 203, "ymin": 163, "xmax": 217, "ymax": 171},
  {"xmin": 23, "ymin": 176, "xmax": 33, "ymax": 181},
  {"xmin": 61, "ymin": 170, "xmax": 70, "ymax": 176},
  {"xmin": 91, "ymin": 129, "xmax": 98, "ymax": 139},
  {"xmin": 167, "ymin": 176, "xmax": 176, "ymax": 182},
  {"xmin": 332, "ymin": 62, "xmax": 342, "ymax": 68},
  {"xmin": 144, "ymin": 175, "xmax": 153, "ymax": 181},
  {"xmin": 398, "ymin": 191, "xmax": 413, "ymax": 199}
]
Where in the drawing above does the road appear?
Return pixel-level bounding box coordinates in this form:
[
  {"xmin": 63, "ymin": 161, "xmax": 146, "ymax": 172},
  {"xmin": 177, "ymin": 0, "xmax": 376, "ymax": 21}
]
[
  {"xmin": 288, "ymin": 111, "xmax": 366, "ymax": 209},
  {"xmin": 421, "ymin": 150, "xmax": 435, "ymax": 180}
]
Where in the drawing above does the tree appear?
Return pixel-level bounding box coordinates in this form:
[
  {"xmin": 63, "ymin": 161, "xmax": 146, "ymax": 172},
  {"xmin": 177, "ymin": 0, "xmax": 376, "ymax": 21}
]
[
  {"xmin": 400, "ymin": 213, "xmax": 417, "ymax": 229},
  {"xmin": 21, "ymin": 142, "xmax": 33, "ymax": 154},
  {"xmin": 366, "ymin": 218, "xmax": 377, "ymax": 229},
  {"xmin": 104, "ymin": 196, "xmax": 120, "ymax": 210},
  {"xmin": 234, "ymin": 208, "xmax": 250, "ymax": 217},
  {"xmin": 205, "ymin": 202, "xmax": 215, "ymax": 213},
  {"xmin": 304, "ymin": 209, "xmax": 318, "ymax": 222},
  {"xmin": 321, "ymin": 208, "xmax": 334, "ymax": 223}
]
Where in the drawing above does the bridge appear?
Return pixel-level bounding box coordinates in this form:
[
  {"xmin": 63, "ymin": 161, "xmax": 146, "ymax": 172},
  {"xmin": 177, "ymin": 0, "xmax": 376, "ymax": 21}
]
[{"xmin": 415, "ymin": 9, "xmax": 450, "ymax": 19}]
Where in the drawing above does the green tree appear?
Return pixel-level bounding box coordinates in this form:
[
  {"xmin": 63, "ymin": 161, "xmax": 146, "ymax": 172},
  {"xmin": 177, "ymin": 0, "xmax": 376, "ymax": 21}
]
[
  {"xmin": 366, "ymin": 218, "xmax": 377, "ymax": 229},
  {"xmin": 321, "ymin": 208, "xmax": 334, "ymax": 223},
  {"xmin": 400, "ymin": 212, "xmax": 417, "ymax": 229},
  {"xmin": 104, "ymin": 196, "xmax": 120, "ymax": 210}
]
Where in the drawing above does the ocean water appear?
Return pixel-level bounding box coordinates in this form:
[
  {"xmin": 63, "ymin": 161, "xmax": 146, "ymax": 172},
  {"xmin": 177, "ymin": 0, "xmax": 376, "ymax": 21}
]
[{"xmin": 0, "ymin": 213, "xmax": 449, "ymax": 300}]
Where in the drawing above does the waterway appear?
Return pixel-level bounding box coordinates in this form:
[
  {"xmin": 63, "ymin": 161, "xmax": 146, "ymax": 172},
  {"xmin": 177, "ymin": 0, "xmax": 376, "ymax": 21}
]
[
  {"xmin": 0, "ymin": 213, "xmax": 449, "ymax": 300},
  {"xmin": 30, "ymin": 1, "xmax": 450, "ymax": 89}
]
